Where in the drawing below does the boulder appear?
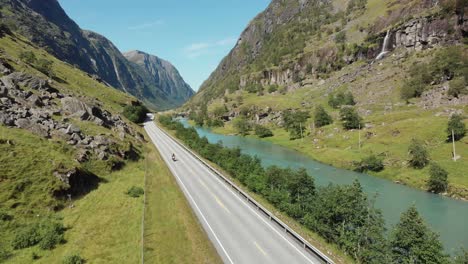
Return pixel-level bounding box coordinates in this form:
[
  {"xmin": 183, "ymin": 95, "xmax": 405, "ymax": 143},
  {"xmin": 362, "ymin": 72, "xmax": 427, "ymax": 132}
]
[
  {"xmin": 0, "ymin": 86, "xmax": 7, "ymax": 97},
  {"xmin": 61, "ymin": 97, "xmax": 88, "ymax": 115},
  {"xmin": 65, "ymin": 124, "xmax": 81, "ymax": 134},
  {"xmin": 27, "ymin": 94, "xmax": 43, "ymax": 107}
]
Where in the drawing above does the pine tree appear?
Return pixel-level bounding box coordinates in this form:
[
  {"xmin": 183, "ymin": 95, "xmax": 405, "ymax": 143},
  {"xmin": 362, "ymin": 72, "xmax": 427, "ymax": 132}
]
[
  {"xmin": 314, "ymin": 105, "xmax": 333, "ymax": 128},
  {"xmin": 390, "ymin": 206, "xmax": 448, "ymax": 264}
]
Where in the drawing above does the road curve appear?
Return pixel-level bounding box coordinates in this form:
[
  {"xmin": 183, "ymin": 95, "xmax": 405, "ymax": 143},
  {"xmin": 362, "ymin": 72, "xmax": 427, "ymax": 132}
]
[{"xmin": 144, "ymin": 120, "xmax": 324, "ymax": 264}]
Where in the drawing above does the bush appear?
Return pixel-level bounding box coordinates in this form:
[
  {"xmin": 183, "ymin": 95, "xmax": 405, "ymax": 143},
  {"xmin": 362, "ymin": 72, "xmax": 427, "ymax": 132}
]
[
  {"xmin": 127, "ymin": 186, "xmax": 144, "ymax": 198},
  {"xmin": 40, "ymin": 222, "xmax": 65, "ymax": 250},
  {"xmin": 0, "ymin": 210, "xmax": 12, "ymax": 221},
  {"xmin": 62, "ymin": 254, "xmax": 85, "ymax": 264},
  {"xmin": 328, "ymin": 91, "xmax": 355, "ymax": 108},
  {"xmin": 233, "ymin": 117, "xmax": 251, "ymax": 136},
  {"xmin": 447, "ymin": 114, "xmax": 466, "ymax": 142},
  {"xmin": 12, "ymin": 224, "xmax": 42, "ymax": 249},
  {"xmin": 408, "ymin": 139, "xmax": 429, "ymax": 169},
  {"xmin": 0, "ymin": 244, "xmax": 11, "ymax": 262},
  {"xmin": 36, "ymin": 59, "xmax": 54, "ymax": 77},
  {"xmin": 448, "ymin": 78, "xmax": 467, "ymax": 98},
  {"xmin": 428, "ymin": 163, "xmax": 448, "ymax": 193},
  {"xmin": 313, "ymin": 105, "xmax": 333, "ymax": 128},
  {"xmin": 355, "ymin": 154, "xmax": 384, "ymax": 172},
  {"xmin": 335, "ymin": 31, "xmax": 346, "ymax": 44},
  {"xmin": 254, "ymin": 125, "xmax": 273, "ymax": 138},
  {"xmin": 122, "ymin": 102, "xmax": 149, "ymax": 123},
  {"xmin": 19, "ymin": 51, "xmax": 37, "ymax": 64},
  {"xmin": 339, "ymin": 107, "xmax": 362, "ymax": 130},
  {"xmin": 268, "ymin": 84, "xmax": 278, "ymax": 93},
  {"xmin": 12, "ymin": 221, "xmax": 64, "ymax": 250}
]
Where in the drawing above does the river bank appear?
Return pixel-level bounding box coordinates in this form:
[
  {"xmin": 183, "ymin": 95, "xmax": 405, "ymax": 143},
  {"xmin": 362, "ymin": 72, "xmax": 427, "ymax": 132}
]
[
  {"xmin": 179, "ymin": 118, "xmax": 468, "ymax": 254},
  {"xmin": 206, "ymin": 115, "xmax": 468, "ymax": 201}
]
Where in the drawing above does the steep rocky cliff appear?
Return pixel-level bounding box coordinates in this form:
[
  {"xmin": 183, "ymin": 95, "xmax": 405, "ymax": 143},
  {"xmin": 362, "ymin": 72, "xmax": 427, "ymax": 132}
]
[
  {"xmin": 123, "ymin": 50, "xmax": 194, "ymax": 108},
  {"xmin": 0, "ymin": 0, "xmax": 193, "ymax": 110},
  {"xmin": 189, "ymin": 0, "xmax": 467, "ymax": 106}
]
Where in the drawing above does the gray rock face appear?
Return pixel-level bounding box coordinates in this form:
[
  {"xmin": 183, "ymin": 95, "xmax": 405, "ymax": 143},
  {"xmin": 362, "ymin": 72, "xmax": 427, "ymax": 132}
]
[
  {"xmin": 124, "ymin": 50, "xmax": 194, "ymax": 107},
  {"xmin": 0, "ymin": 69, "xmax": 141, "ymax": 163}
]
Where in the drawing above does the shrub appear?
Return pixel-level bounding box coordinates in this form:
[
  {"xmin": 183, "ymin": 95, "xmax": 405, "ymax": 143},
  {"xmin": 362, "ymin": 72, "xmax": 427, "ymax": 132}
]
[
  {"xmin": 127, "ymin": 186, "xmax": 144, "ymax": 198},
  {"xmin": 313, "ymin": 105, "xmax": 333, "ymax": 128},
  {"xmin": 233, "ymin": 117, "xmax": 251, "ymax": 136},
  {"xmin": 31, "ymin": 251, "xmax": 40, "ymax": 260},
  {"xmin": 122, "ymin": 102, "xmax": 149, "ymax": 123},
  {"xmin": 19, "ymin": 51, "xmax": 37, "ymax": 64},
  {"xmin": 448, "ymin": 78, "xmax": 467, "ymax": 98},
  {"xmin": 0, "ymin": 244, "xmax": 11, "ymax": 262},
  {"xmin": 254, "ymin": 125, "xmax": 273, "ymax": 138},
  {"xmin": 36, "ymin": 59, "xmax": 54, "ymax": 77},
  {"xmin": 212, "ymin": 105, "xmax": 228, "ymax": 118},
  {"xmin": 335, "ymin": 31, "xmax": 346, "ymax": 44},
  {"xmin": 39, "ymin": 223, "xmax": 65, "ymax": 250},
  {"xmin": 0, "ymin": 210, "xmax": 12, "ymax": 221},
  {"xmin": 453, "ymin": 248, "xmax": 468, "ymax": 264},
  {"xmin": 339, "ymin": 107, "xmax": 362, "ymax": 130},
  {"xmin": 206, "ymin": 118, "xmax": 224, "ymax": 128},
  {"xmin": 12, "ymin": 224, "xmax": 42, "ymax": 249},
  {"xmin": 62, "ymin": 254, "xmax": 85, "ymax": 264},
  {"xmin": 355, "ymin": 154, "xmax": 384, "ymax": 172},
  {"xmin": 268, "ymin": 84, "xmax": 278, "ymax": 93},
  {"xmin": 447, "ymin": 114, "xmax": 466, "ymax": 142},
  {"xmin": 408, "ymin": 139, "xmax": 429, "ymax": 169},
  {"xmin": 328, "ymin": 91, "xmax": 355, "ymax": 108},
  {"xmin": 428, "ymin": 163, "xmax": 448, "ymax": 193}
]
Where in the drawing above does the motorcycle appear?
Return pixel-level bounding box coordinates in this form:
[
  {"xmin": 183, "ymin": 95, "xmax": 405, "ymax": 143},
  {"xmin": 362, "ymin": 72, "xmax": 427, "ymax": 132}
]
[{"xmin": 172, "ymin": 153, "xmax": 176, "ymax": 162}]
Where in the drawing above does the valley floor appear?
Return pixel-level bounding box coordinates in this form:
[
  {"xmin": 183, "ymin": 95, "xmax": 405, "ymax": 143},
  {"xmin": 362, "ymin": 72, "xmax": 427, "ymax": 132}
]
[{"xmin": 208, "ymin": 108, "xmax": 468, "ymax": 201}]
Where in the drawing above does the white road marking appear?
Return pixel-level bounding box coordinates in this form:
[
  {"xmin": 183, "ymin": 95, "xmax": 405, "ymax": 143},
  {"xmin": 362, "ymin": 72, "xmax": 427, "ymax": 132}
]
[{"xmin": 254, "ymin": 241, "xmax": 268, "ymax": 256}]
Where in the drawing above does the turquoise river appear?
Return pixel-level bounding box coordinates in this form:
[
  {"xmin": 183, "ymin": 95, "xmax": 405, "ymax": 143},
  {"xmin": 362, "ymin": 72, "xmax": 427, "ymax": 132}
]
[{"xmin": 179, "ymin": 119, "xmax": 467, "ymax": 254}]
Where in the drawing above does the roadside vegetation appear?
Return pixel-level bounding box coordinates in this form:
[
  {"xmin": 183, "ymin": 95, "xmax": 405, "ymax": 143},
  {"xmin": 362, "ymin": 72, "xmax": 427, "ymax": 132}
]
[{"xmin": 159, "ymin": 115, "xmax": 464, "ymax": 263}]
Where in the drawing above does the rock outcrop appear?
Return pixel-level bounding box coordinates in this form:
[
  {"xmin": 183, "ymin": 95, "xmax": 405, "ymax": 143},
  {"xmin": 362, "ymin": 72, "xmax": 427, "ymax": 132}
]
[{"xmin": 0, "ymin": 63, "xmax": 140, "ymax": 163}]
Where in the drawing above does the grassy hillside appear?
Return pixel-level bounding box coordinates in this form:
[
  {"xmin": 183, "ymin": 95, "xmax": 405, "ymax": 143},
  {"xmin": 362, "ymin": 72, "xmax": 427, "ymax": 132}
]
[{"xmin": 0, "ymin": 32, "xmax": 219, "ymax": 263}]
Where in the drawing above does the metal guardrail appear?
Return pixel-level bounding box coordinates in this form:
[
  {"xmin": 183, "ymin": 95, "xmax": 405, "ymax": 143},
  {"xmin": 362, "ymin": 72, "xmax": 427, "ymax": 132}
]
[{"xmin": 157, "ymin": 123, "xmax": 335, "ymax": 264}]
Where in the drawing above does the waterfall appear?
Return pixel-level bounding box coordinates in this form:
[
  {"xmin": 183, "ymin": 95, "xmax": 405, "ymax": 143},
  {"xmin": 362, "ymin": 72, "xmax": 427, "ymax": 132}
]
[{"xmin": 375, "ymin": 30, "xmax": 391, "ymax": 60}]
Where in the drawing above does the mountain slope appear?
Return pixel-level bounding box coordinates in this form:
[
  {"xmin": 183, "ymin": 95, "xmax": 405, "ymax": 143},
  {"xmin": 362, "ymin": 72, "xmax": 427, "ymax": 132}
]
[
  {"xmin": 0, "ymin": 28, "xmax": 219, "ymax": 263},
  {"xmin": 184, "ymin": 0, "xmax": 468, "ymax": 198},
  {"xmin": 0, "ymin": 0, "xmax": 193, "ymax": 110},
  {"xmin": 123, "ymin": 50, "xmax": 194, "ymax": 109}
]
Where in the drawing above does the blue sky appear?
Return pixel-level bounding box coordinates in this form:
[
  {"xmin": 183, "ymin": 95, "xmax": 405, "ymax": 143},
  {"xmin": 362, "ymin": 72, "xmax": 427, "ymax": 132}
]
[{"xmin": 58, "ymin": 0, "xmax": 270, "ymax": 91}]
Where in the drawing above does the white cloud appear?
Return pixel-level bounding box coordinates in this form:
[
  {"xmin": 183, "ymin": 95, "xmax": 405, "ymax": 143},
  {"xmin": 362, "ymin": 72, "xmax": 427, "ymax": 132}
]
[
  {"xmin": 127, "ymin": 19, "xmax": 164, "ymax": 30},
  {"xmin": 183, "ymin": 36, "xmax": 237, "ymax": 58}
]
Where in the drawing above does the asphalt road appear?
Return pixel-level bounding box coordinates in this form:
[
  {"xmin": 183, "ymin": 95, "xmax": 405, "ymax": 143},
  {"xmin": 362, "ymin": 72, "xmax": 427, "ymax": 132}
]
[{"xmin": 144, "ymin": 120, "xmax": 324, "ymax": 264}]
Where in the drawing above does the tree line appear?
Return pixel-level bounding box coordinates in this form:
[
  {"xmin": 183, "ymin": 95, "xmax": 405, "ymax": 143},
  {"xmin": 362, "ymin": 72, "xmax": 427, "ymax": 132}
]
[{"xmin": 159, "ymin": 115, "xmax": 466, "ymax": 263}]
